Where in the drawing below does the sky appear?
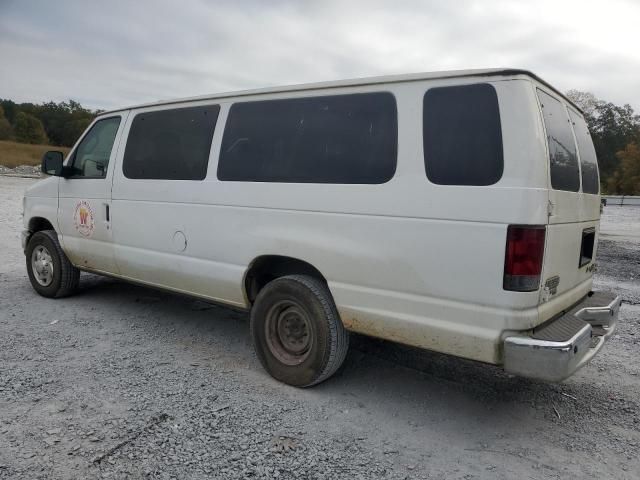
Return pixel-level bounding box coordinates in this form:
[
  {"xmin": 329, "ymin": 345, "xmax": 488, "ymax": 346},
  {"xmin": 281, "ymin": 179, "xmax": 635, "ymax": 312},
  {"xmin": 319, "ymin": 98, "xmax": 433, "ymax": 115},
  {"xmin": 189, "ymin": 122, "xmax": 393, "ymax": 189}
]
[{"xmin": 1, "ymin": 0, "xmax": 639, "ymax": 111}]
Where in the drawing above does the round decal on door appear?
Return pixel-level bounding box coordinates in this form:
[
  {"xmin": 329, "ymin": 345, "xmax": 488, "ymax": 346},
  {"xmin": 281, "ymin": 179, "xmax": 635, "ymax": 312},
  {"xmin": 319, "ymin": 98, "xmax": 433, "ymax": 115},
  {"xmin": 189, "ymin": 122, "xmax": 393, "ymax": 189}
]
[{"xmin": 73, "ymin": 200, "xmax": 95, "ymax": 237}]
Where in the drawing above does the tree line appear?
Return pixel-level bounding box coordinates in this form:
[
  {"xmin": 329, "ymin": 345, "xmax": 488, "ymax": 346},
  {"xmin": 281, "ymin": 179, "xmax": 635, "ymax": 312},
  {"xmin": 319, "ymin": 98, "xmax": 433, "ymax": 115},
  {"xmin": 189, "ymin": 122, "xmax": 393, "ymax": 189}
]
[
  {"xmin": 0, "ymin": 93, "xmax": 639, "ymax": 194},
  {"xmin": 0, "ymin": 99, "xmax": 98, "ymax": 148},
  {"xmin": 566, "ymin": 91, "xmax": 640, "ymax": 195}
]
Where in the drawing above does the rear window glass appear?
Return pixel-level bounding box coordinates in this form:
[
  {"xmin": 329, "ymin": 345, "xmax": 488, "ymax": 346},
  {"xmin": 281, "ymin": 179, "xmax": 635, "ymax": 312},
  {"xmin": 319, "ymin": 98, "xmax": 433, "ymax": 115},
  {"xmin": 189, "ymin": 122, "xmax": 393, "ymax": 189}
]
[
  {"xmin": 123, "ymin": 105, "xmax": 219, "ymax": 180},
  {"xmin": 423, "ymin": 83, "xmax": 503, "ymax": 186},
  {"xmin": 569, "ymin": 110, "xmax": 599, "ymax": 194},
  {"xmin": 537, "ymin": 90, "xmax": 580, "ymax": 192},
  {"xmin": 217, "ymin": 92, "xmax": 397, "ymax": 184}
]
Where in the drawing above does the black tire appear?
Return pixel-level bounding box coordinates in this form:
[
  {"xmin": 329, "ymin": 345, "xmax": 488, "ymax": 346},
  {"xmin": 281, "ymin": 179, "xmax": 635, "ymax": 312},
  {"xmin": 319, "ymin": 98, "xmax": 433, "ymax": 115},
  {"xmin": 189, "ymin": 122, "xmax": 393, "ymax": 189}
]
[
  {"xmin": 250, "ymin": 274, "xmax": 349, "ymax": 387},
  {"xmin": 25, "ymin": 230, "xmax": 80, "ymax": 298}
]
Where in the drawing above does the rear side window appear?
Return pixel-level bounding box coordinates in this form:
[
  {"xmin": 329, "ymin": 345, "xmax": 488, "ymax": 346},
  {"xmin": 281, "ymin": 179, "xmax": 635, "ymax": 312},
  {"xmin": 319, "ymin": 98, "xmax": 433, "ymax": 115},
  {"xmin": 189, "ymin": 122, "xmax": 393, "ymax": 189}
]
[
  {"xmin": 423, "ymin": 83, "xmax": 503, "ymax": 186},
  {"xmin": 537, "ymin": 90, "xmax": 579, "ymax": 192},
  {"xmin": 123, "ymin": 105, "xmax": 219, "ymax": 180},
  {"xmin": 217, "ymin": 92, "xmax": 397, "ymax": 183},
  {"xmin": 569, "ymin": 110, "xmax": 599, "ymax": 194}
]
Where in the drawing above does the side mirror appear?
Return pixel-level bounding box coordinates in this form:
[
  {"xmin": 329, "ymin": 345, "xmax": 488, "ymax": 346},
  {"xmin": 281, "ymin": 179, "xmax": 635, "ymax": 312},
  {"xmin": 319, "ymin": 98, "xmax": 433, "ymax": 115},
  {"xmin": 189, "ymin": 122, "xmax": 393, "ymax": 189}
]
[{"xmin": 41, "ymin": 151, "xmax": 65, "ymax": 176}]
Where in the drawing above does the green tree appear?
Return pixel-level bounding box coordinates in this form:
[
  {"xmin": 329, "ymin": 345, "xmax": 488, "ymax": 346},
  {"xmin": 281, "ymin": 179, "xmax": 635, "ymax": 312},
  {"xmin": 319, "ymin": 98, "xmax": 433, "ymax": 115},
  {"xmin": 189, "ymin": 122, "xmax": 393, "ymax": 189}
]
[
  {"xmin": 0, "ymin": 105, "xmax": 14, "ymax": 140},
  {"xmin": 0, "ymin": 98, "xmax": 97, "ymax": 147},
  {"xmin": 566, "ymin": 90, "xmax": 640, "ymax": 182},
  {"xmin": 13, "ymin": 112, "xmax": 48, "ymax": 144},
  {"xmin": 566, "ymin": 90, "xmax": 599, "ymax": 121},
  {"xmin": 607, "ymin": 143, "xmax": 640, "ymax": 195},
  {"xmin": 36, "ymin": 100, "xmax": 95, "ymax": 146},
  {"xmin": 0, "ymin": 99, "xmax": 18, "ymax": 124}
]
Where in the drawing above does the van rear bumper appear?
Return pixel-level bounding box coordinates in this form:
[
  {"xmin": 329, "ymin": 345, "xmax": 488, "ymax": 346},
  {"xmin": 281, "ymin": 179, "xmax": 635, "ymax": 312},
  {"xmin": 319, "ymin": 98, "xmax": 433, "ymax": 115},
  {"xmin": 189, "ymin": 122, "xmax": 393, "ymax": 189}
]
[{"xmin": 503, "ymin": 291, "xmax": 622, "ymax": 382}]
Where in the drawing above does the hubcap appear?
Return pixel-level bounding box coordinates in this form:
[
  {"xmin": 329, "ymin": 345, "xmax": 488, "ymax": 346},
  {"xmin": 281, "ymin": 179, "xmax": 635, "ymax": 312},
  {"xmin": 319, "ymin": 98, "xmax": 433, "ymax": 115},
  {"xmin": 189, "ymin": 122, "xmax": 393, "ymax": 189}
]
[
  {"xmin": 265, "ymin": 300, "xmax": 313, "ymax": 365},
  {"xmin": 31, "ymin": 245, "xmax": 54, "ymax": 287}
]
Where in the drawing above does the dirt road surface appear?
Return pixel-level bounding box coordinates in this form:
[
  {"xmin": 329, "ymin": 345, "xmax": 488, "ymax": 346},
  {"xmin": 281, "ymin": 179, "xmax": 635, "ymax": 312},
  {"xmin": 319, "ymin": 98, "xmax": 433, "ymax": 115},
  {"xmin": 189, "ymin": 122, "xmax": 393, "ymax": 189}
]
[{"xmin": 1, "ymin": 176, "xmax": 639, "ymax": 479}]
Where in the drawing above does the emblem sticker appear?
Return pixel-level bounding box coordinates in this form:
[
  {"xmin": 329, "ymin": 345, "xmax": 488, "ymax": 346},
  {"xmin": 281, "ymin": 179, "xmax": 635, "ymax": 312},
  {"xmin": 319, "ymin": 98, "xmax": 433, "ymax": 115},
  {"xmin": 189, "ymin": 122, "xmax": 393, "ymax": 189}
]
[{"xmin": 73, "ymin": 200, "xmax": 95, "ymax": 237}]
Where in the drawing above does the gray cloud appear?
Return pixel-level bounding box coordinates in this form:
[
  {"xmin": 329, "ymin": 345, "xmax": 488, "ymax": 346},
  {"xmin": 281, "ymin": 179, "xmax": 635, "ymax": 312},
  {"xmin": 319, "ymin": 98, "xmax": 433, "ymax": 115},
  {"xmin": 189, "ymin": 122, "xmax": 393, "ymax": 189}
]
[{"xmin": 1, "ymin": 0, "xmax": 639, "ymax": 110}]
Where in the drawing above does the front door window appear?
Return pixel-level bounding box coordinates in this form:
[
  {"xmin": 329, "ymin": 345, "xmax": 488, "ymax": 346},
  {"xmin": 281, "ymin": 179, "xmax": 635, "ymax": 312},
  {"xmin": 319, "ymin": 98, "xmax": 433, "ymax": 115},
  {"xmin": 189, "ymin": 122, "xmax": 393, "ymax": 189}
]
[{"xmin": 69, "ymin": 117, "xmax": 121, "ymax": 178}]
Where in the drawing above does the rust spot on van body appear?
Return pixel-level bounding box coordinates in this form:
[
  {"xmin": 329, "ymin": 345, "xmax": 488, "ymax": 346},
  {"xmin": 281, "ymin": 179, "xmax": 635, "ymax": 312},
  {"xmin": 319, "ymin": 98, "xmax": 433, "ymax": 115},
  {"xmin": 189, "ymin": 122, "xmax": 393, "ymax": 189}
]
[
  {"xmin": 339, "ymin": 310, "xmax": 434, "ymax": 350},
  {"xmin": 338, "ymin": 308, "xmax": 498, "ymax": 364},
  {"xmin": 342, "ymin": 313, "xmax": 393, "ymax": 340}
]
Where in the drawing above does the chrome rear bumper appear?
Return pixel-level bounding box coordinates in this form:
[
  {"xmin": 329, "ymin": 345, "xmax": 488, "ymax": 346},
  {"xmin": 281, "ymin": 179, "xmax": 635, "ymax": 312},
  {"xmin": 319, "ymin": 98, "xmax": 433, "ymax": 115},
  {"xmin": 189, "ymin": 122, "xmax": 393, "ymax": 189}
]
[{"xmin": 504, "ymin": 291, "xmax": 622, "ymax": 382}]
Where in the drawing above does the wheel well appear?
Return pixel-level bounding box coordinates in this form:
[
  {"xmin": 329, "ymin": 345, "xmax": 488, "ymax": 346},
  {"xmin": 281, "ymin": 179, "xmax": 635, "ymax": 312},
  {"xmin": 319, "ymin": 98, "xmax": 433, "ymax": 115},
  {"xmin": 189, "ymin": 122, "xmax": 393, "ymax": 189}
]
[
  {"xmin": 28, "ymin": 217, "xmax": 55, "ymax": 233},
  {"xmin": 244, "ymin": 255, "xmax": 326, "ymax": 304}
]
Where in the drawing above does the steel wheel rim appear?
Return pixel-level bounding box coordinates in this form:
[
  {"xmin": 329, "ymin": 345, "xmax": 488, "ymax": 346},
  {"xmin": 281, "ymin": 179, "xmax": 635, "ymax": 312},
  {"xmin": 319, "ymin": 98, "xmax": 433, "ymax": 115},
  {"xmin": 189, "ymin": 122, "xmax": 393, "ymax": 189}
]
[
  {"xmin": 265, "ymin": 300, "xmax": 313, "ymax": 365},
  {"xmin": 31, "ymin": 245, "xmax": 54, "ymax": 287}
]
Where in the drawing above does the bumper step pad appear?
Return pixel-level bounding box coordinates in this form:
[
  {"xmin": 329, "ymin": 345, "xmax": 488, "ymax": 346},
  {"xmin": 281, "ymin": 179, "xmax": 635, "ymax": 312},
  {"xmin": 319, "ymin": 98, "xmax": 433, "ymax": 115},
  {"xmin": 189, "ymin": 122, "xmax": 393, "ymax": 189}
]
[{"xmin": 532, "ymin": 314, "xmax": 588, "ymax": 342}]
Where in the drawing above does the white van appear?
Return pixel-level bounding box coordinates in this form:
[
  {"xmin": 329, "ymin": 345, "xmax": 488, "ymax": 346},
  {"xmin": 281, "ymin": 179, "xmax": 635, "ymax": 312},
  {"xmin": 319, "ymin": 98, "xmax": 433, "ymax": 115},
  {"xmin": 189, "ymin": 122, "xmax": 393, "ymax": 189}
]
[{"xmin": 22, "ymin": 69, "xmax": 621, "ymax": 387}]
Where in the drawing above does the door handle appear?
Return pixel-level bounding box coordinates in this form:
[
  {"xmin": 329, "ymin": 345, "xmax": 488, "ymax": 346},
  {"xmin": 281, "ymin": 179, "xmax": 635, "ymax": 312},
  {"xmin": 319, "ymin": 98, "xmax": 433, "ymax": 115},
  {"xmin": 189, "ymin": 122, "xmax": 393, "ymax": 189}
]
[
  {"xmin": 103, "ymin": 203, "xmax": 110, "ymax": 230},
  {"xmin": 547, "ymin": 200, "xmax": 555, "ymax": 217}
]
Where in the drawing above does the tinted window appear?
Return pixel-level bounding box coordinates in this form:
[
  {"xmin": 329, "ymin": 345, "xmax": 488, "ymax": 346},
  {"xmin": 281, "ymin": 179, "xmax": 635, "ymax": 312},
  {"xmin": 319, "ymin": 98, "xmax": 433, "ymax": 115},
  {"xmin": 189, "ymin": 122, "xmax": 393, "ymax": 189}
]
[
  {"xmin": 537, "ymin": 90, "xmax": 579, "ymax": 192},
  {"xmin": 217, "ymin": 92, "xmax": 397, "ymax": 183},
  {"xmin": 123, "ymin": 105, "xmax": 219, "ymax": 180},
  {"xmin": 569, "ymin": 110, "xmax": 599, "ymax": 194},
  {"xmin": 71, "ymin": 117, "xmax": 121, "ymax": 178},
  {"xmin": 423, "ymin": 83, "xmax": 503, "ymax": 186}
]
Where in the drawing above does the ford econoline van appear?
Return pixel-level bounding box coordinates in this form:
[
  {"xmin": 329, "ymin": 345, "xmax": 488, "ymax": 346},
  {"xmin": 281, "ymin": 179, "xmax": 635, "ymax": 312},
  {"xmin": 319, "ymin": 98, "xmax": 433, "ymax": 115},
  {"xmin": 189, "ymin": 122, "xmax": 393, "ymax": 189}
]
[{"xmin": 22, "ymin": 69, "xmax": 621, "ymax": 387}]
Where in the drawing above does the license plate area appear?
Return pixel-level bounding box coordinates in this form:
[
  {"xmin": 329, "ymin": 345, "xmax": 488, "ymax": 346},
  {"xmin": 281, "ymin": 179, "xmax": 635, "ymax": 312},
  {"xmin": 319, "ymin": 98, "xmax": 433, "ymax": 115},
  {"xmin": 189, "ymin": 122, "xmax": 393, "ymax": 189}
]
[{"xmin": 579, "ymin": 227, "xmax": 595, "ymax": 267}]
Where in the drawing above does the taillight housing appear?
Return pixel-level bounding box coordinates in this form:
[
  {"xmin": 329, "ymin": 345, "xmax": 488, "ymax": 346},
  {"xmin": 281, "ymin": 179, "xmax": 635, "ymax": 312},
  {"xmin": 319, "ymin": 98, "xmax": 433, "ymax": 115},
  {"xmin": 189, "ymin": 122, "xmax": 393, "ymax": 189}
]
[{"xmin": 503, "ymin": 225, "xmax": 546, "ymax": 292}]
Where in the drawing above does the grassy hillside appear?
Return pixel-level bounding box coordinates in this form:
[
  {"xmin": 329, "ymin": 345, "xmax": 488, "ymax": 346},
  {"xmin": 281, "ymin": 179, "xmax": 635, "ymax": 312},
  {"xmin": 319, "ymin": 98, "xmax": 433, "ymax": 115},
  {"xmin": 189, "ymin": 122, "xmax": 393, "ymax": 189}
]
[{"xmin": 0, "ymin": 141, "xmax": 70, "ymax": 168}]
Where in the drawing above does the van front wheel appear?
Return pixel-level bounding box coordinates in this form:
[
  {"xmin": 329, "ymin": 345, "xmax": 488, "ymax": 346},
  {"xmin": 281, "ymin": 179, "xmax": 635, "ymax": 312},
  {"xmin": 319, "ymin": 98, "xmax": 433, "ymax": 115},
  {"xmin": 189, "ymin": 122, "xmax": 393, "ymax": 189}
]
[
  {"xmin": 250, "ymin": 275, "xmax": 349, "ymax": 387},
  {"xmin": 26, "ymin": 230, "xmax": 80, "ymax": 298}
]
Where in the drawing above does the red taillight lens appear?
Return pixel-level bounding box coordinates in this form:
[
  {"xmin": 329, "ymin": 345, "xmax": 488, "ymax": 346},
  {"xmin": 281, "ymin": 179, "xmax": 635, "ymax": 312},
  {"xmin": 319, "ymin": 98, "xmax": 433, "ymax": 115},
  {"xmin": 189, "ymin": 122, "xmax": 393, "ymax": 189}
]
[{"xmin": 503, "ymin": 225, "xmax": 546, "ymax": 292}]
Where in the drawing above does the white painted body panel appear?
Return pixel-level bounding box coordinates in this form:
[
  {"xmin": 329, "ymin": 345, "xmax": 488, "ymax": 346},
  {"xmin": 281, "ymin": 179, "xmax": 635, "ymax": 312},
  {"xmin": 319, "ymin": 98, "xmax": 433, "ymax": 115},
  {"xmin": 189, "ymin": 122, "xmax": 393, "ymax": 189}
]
[
  {"xmin": 23, "ymin": 71, "xmax": 601, "ymax": 365},
  {"xmin": 23, "ymin": 176, "xmax": 59, "ymax": 232}
]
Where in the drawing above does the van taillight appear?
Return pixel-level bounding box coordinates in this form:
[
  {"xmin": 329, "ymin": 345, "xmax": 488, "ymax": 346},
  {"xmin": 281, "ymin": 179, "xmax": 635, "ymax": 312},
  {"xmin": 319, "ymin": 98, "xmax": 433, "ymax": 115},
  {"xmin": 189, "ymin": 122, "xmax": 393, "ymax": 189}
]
[{"xmin": 503, "ymin": 225, "xmax": 546, "ymax": 292}]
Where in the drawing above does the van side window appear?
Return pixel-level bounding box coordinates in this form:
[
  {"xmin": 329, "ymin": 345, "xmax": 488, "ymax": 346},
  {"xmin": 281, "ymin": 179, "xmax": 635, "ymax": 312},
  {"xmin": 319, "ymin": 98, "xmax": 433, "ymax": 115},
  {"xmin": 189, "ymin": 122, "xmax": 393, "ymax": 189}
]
[
  {"xmin": 123, "ymin": 105, "xmax": 219, "ymax": 180},
  {"xmin": 423, "ymin": 83, "xmax": 503, "ymax": 186},
  {"xmin": 537, "ymin": 90, "xmax": 580, "ymax": 192},
  {"xmin": 217, "ymin": 92, "xmax": 397, "ymax": 184},
  {"xmin": 69, "ymin": 117, "xmax": 121, "ymax": 178},
  {"xmin": 568, "ymin": 110, "xmax": 599, "ymax": 194}
]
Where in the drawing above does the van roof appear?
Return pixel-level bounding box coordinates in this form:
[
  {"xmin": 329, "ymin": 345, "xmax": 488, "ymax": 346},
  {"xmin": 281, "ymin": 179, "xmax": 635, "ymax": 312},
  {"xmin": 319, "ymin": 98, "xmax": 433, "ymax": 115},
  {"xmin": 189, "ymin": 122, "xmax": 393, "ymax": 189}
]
[{"xmin": 102, "ymin": 68, "xmax": 581, "ymax": 115}]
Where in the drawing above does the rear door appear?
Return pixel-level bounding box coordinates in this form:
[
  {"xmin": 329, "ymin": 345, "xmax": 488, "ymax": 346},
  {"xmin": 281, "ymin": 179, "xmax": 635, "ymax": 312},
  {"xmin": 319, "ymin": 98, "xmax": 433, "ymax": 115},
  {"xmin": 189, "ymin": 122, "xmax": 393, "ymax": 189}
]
[{"xmin": 536, "ymin": 89, "xmax": 600, "ymax": 302}]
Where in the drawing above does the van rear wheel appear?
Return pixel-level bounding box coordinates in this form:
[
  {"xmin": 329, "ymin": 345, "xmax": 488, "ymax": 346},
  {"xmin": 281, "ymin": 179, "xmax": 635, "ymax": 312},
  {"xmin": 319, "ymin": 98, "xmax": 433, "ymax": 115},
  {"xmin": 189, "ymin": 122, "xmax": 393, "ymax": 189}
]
[
  {"xmin": 250, "ymin": 275, "xmax": 349, "ymax": 387},
  {"xmin": 26, "ymin": 230, "xmax": 80, "ymax": 298}
]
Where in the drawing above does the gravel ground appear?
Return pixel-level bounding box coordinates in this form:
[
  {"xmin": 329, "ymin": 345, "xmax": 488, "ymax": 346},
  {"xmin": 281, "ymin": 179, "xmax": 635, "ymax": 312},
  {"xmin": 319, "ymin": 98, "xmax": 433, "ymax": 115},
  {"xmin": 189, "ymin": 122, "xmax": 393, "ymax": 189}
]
[
  {"xmin": 0, "ymin": 176, "xmax": 639, "ymax": 480},
  {"xmin": 0, "ymin": 165, "xmax": 41, "ymax": 177}
]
